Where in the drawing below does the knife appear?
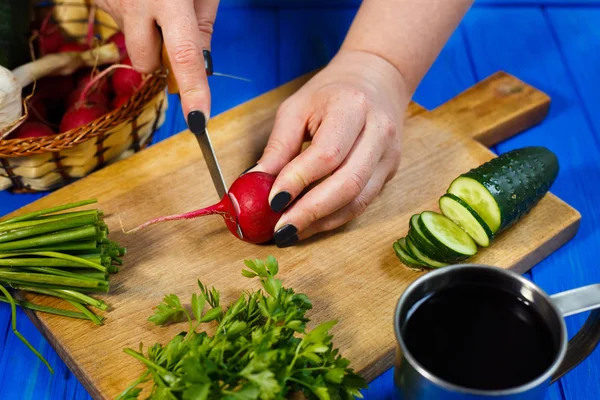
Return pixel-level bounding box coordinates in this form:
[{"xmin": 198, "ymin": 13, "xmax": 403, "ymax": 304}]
[{"xmin": 161, "ymin": 44, "xmax": 244, "ymax": 239}]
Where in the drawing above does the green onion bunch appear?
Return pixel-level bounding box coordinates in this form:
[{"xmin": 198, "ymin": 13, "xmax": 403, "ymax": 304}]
[{"xmin": 0, "ymin": 199, "xmax": 126, "ymax": 372}]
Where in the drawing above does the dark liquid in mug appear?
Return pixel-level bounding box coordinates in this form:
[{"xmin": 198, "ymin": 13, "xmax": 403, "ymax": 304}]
[{"xmin": 403, "ymin": 284, "xmax": 557, "ymax": 391}]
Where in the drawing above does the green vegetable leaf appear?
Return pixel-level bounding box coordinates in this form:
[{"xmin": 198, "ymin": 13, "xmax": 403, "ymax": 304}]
[
  {"xmin": 241, "ymin": 269, "xmax": 257, "ymax": 278},
  {"xmin": 265, "ymin": 255, "xmax": 278, "ymax": 276},
  {"xmin": 122, "ymin": 257, "xmax": 368, "ymax": 399},
  {"xmin": 148, "ymin": 294, "xmax": 186, "ymax": 326},
  {"xmin": 183, "ymin": 383, "xmax": 210, "ymax": 400},
  {"xmin": 325, "ymin": 368, "xmax": 346, "ymax": 384},
  {"xmin": 313, "ymin": 386, "xmax": 331, "ymax": 400},
  {"xmin": 191, "ymin": 293, "xmax": 206, "ymax": 322},
  {"xmin": 199, "ymin": 306, "xmax": 222, "ymax": 323}
]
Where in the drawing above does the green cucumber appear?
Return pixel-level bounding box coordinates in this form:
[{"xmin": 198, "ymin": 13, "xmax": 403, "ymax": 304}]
[
  {"xmin": 393, "ymin": 238, "xmax": 426, "ymax": 269},
  {"xmin": 447, "ymin": 146, "xmax": 559, "ymax": 234},
  {"xmin": 439, "ymin": 193, "xmax": 493, "ymax": 247},
  {"xmin": 418, "ymin": 211, "xmax": 478, "ymax": 257},
  {"xmin": 406, "ymin": 236, "xmax": 448, "ymax": 268},
  {"xmin": 408, "ymin": 214, "xmax": 468, "ymax": 263}
]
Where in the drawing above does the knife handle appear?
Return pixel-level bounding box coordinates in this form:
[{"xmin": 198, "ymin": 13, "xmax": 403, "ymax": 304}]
[{"xmin": 160, "ymin": 43, "xmax": 214, "ymax": 95}]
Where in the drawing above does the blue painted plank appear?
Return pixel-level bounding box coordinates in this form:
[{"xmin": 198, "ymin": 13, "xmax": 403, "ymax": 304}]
[
  {"xmin": 545, "ymin": 8, "xmax": 600, "ymax": 146},
  {"xmin": 462, "ymin": 6, "xmax": 600, "ymax": 400},
  {"xmin": 278, "ymin": 9, "xmax": 356, "ymax": 84},
  {"xmin": 278, "ymin": 8, "xmax": 477, "ymax": 109}
]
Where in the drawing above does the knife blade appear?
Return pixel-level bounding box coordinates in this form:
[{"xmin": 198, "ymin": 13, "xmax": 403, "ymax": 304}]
[{"xmin": 192, "ymin": 127, "xmax": 227, "ymax": 200}]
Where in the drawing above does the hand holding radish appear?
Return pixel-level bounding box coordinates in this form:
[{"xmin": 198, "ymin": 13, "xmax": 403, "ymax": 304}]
[
  {"xmin": 247, "ymin": 50, "xmax": 409, "ymax": 247},
  {"xmin": 94, "ymin": 0, "xmax": 218, "ymax": 123}
]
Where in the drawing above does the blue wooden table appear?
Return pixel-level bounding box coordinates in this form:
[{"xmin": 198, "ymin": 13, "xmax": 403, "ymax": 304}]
[{"xmin": 1, "ymin": 0, "xmax": 599, "ymax": 398}]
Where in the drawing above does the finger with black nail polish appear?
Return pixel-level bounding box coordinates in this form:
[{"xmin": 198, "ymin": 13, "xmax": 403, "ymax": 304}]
[
  {"xmin": 274, "ymin": 224, "xmax": 298, "ymax": 247},
  {"xmin": 187, "ymin": 110, "xmax": 206, "ymax": 134},
  {"xmin": 270, "ymin": 191, "xmax": 291, "ymax": 212}
]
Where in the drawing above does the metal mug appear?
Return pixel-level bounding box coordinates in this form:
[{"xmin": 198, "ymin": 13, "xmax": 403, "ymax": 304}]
[{"xmin": 393, "ymin": 264, "xmax": 600, "ymax": 400}]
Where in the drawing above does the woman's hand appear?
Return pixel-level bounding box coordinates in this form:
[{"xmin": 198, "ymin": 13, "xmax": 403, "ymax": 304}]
[
  {"xmin": 94, "ymin": 0, "xmax": 219, "ymax": 121},
  {"xmin": 251, "ymin": 50, "xmax": 411, "ymax": 247}
]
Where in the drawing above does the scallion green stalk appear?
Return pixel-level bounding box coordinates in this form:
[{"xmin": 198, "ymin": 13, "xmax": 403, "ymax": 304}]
[{"xmin": 0, "ymin": 199, "xmax": 98, "ymax": 225}]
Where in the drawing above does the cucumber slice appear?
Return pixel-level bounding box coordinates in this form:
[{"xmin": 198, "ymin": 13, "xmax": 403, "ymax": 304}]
[
  {"xmin": 448, "ymin": 146, "xmax": 559, "ymax": 233},
  {"xmin": 439, "ymin": 193, "xmax": 492, "ymax": 247},
  {"xmin": 419, "ymin": 211, "xmax": 478, "ymax": 257},
  {"xmin": 408, "ymin": 215, "xmax": 467, "ymax": 262},
  {"xmin": 406, "ymin": 236, "xmax": 448, "ymax": 268},
  {"xmin": 394, "ymin": 238, "xmax": 426, "ymax": 269},
  {"xmin": 447, "ymin": 177, "xmax": 501, "ymax": 233},
  {"xmin": 397, "ymin": 236, "xmax": 414, "ymax": 257}
]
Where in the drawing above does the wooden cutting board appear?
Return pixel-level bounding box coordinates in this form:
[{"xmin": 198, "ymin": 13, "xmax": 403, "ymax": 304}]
[{"xmin": 5, "ymin": 71, "xmax": 580, "ymax": 399}]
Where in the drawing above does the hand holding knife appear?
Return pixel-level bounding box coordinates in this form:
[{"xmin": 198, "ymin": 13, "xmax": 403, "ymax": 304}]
[{"xmin": 161, "ymin": 44, "xmax": 244, "ymax": 239}]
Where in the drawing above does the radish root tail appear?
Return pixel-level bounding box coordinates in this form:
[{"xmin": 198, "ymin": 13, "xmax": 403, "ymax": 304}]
[{"xmin": 118, "ymin": 206, "xmax": 226, "ymax": 234}]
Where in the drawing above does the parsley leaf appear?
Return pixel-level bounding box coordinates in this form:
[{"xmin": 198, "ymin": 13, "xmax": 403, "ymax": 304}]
[{"xmin": 122, "ymin": 256, "xmax": 368, "ymax": 399}]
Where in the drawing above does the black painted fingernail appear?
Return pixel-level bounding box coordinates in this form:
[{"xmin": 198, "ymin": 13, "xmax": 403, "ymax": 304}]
[
  {"xmin": 187, "ymin": 110, "xmax": 206, "ymax": 134},
  {"xmin": 203, "ymin": 49, "xmax": 213, "ymax": 76},
  {"xmin": 240, "ymin": 163, "xmax": 257, "ymax": 176},
  {"xmin": 270, "ymin": 191, "xmax": 291, "ymax": 212},
  {"xmin": 274, "ymin": 224, "xmax": 298, "ymax": 248}
]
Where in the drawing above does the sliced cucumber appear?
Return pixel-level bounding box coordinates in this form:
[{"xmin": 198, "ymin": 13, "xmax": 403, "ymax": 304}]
[
  {"xmin": 447, "ymin": 177, "xmax": 501, "ymax": 233},
  {"xmin": 418, "ymin": 211, "xmax": 478, "ymax": 257},
  {"xmin": 448, "ymin": 146, "xmax": 559, "ymax": 233},
  {"xmin": 394, "ymin": 238, "xmax": 426, "ymax": 269},
  {"xmin": 439, "ymin": 193, "xmax": 492, "ymax": 247},
  {"xmin": 406, "ymin": 236, "xmax": 448, "ymax": 268},
  {"xmin": 408, "ymin": 215, "xmax": 467, "ymax": 263}
]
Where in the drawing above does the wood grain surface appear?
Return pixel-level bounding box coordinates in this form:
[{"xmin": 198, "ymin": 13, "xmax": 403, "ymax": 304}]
[{"xmin": 2, "ymin": 71, "xmax": 580, "ymax": 399}]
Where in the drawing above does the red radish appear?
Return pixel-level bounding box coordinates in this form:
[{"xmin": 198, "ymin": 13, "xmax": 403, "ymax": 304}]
[
  {"xmin": 38, "ymin": 19, "xmax": 64, "ymax": 55},
  {"xmin": 111, "ymin": 57, "xmax": 142, "ymax": 96},
  {"xmin": 75, "ymin": 70, "xmax": 111, "ymax": 96},
  {"xmin": 58, "ymin": 42, "xmax": 89, "ymax": 53},
  {"xmin": 122, "ymin": 171, "xmax": 283, "ymax": 244},
  {"xmin": 59, "ymin": 101, "xmax": 109, "ymax": 132},
  {"xmin": 107, "ymin": 32, "xmax": 127, "ymax": 60},
  {"xmin": 111, "ymin": 93, "xmax": 130, "ymax": 109},
  {"xmin": 11, "ymin": 121, "xmax": 55, "ymax": 139},
  {"xmin": 65, "ymin": 88, "xmax": 109, "ymax": 110}
]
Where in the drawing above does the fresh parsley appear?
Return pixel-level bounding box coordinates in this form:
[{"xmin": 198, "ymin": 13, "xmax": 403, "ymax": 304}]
[{"xmin": 119, "ymin": 255, "xmax": 367, "ymax": 399}]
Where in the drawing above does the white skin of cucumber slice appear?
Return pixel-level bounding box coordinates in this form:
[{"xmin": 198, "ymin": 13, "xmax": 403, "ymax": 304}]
[
  {"xmin": 440, "ymin": 196, "xmax": 490, "ymax": 247},
  {"xmin": 421, "ymin": 211, "xmax": 478, "ymax": 256},
  {"xmin": 448, "ymin": 177, "xmax": 501, "ymax": 233},
  {"xmin": 406, "ymin": 237, "xmax": 448, "ymax": 268}
]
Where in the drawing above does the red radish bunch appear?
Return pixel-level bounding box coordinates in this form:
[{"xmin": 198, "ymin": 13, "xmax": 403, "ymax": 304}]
[
  {"xmin": 122, "ymin": 172, "xmax": 283, "ymax": 244},
  {"xmin": 107, "ymin": 32, "xmax": 128, "ymax": 60},
  {"xmin": 11, "ymin": 121, "xmax": 56, "ymax": 139},
  {"xmin": 75, "ymin": 70, "xmax": 111, "ymax": 97},
  {"xmin": 65, "ymin": 88, "xmax": 109, "ymax": 110},
  {"xmin": 58, "ymin": 42, "xmax": 89, "ymax": 53},
  {"xmin": 111, "ymin": 94, "xmax": 130, "ymax": 109},
  {"xmin": 59, "ymin": 101, "xmax": 109, "ymax": 133},
  {"xmin": 111, "ymin": 57, "xmax": 142, "ymax": 97},
  {"xmin": 5, "ymin": 19, "xmax": 146, "ymax": 138},
  {"xmin": 38, "ymin": 21, "xmax": 64, "ymax": 56}
]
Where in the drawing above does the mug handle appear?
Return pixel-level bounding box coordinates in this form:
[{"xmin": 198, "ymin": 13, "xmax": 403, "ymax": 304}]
[{"xmin": 549, "ymin": 284, "xmax": 600, "ymax": 383}]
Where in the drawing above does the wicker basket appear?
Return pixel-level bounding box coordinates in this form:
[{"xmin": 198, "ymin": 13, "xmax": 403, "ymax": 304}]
[{"xmin": 0, "ymin": 0, "xmax": 169, "ymax": 193}]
